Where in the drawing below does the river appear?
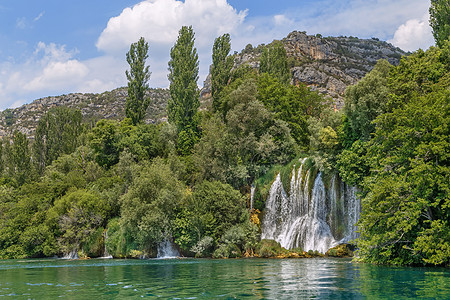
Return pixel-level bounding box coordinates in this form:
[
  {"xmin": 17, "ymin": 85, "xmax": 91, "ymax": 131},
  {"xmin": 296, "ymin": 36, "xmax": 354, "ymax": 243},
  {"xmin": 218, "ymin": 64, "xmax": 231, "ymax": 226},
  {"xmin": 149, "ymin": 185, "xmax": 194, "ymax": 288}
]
[{"xmin": 0, "ymin": 258, "xmax": 448, "ymax": 299}]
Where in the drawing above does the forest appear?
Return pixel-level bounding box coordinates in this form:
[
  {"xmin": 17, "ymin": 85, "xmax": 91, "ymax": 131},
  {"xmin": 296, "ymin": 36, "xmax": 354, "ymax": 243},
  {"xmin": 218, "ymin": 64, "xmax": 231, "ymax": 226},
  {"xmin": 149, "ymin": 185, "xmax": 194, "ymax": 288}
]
[{"xmin": 0, "ymin": 3, "xmax": 448, "ymax": 266}]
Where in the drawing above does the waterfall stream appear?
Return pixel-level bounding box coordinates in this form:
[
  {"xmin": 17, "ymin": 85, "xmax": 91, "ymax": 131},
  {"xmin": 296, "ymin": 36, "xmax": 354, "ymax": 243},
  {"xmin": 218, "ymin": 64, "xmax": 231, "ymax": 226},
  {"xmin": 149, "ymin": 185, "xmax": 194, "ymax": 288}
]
[
  {"xmin": 261, "ymin": 159, "xmax": 361, "ymax": 254},
  {"xmin": 157, "ymin": 239, "xmax": 180, "ymax": 259},
  {"xmin": 250, "ymin": 185, "xmax": 255, "ymax": 210},
  {"xmin": 62, "ymin": 249, "xmax": 79, "ymax": 260}
]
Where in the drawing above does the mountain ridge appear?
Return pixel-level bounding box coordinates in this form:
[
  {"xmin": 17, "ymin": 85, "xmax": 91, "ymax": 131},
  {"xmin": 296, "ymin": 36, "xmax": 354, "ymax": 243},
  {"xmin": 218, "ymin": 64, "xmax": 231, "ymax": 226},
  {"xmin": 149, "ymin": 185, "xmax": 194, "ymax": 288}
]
[{"xmin": 0, "ymin": 31, "xmax": 406, "ymax": 138}]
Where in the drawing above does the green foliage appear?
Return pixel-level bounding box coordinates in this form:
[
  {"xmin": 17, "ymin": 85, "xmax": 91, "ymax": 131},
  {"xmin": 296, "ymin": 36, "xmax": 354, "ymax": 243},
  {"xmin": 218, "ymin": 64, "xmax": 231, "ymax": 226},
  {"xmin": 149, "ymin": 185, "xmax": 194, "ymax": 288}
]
[
  {"xmin": 356, "ymin": 46, "xmax": 450, "ymax": 266},
  {"xmin": 256, "ymin": 239, "xmax": 282, "ymax": 258},
  {"xmin": 188, "ymin": 180, "xmax": 246, "ymax": 241},
  {"xmin": 336, "ymin": 140, "xmax": 370, "ymax": 187},
  {"xmin": 105, "ymin": 218, "xmax": 129, "ymax": 258},
  {"xmin": 33, "ymin": 107, "xmax": 84, "ymax": 174},
  {"xmin": 89, "ymin": 119, "xmax": 121, "ymax": 168},
  {"xmin": 259, "ymin": 41, "xmax": 290, "ymax": 84},
  {"xmin": 211, "ymin": 33, "xmax": 234, "ymax": 112},
  {"xmin": 429, "ymin": 0, "xmax": 450, "ymax": 48},
  {"xmin": 168, "ymin": 26, "xmax": 200, "ymax": 154},
  {"xmin": 119, "ymin": 158, "xmax": 185, "ymax": 254},
  {"xmin": 47, "ymin": 188, "xmax": 110, "ymax": 254},
  {"xmin": 326, "ymin": 244, "xmax": 354, "ymax": 257},
  {"xmin": 125, "ymin": 37, "xmax": 151, "ymax": 125},
  {"xmin": 308, "ymin": 109, "xmax": 342, "ymax": 173},
  {"xmin": 191, "ymin": 236, "xmax": 214, "ymax": 258},
  {"xmin": 216, "ymin": 222, "xmax": 260, "ymax": 256},
  {"xmin": 4, "ymin": 131, "xmax": 32, "ymax": 186},
  {"xmin": 414, "ymin": 220, "xmax": 450, "ymax": 265},
  {"xmin": 344, "ymin": 59, "xmax": 392, "ymax": 141},
  {"xmin": 213, "ymin": 243, "xmax": 242, "ymax": 258},
  {"xmin": 194, "ymin": 78, "xmax": 298, "ymax": 189},
  {"xmin": 386, "ymin": 44, "xmax": 450, "ymax": 111},
  {"xmin": 257, "ymin": 73, "xmax": 325, "ymax": 147}
]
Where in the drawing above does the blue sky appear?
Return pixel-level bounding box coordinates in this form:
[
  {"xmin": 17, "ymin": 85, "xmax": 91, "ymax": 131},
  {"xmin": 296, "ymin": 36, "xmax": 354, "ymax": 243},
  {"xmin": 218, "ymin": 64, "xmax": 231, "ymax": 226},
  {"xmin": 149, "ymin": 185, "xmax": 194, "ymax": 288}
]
[{"xmin": 0, "ymin": 0, "xmax": 433, "ymax": 109}]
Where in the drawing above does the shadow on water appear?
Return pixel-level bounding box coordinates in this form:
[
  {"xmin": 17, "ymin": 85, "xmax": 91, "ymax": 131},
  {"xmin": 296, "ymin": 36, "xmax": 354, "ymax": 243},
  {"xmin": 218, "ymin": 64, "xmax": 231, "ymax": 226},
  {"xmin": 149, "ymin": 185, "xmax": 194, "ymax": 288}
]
[{"xmin": 0, "ymin": 258, "xmax": 448, "ymax": 299}]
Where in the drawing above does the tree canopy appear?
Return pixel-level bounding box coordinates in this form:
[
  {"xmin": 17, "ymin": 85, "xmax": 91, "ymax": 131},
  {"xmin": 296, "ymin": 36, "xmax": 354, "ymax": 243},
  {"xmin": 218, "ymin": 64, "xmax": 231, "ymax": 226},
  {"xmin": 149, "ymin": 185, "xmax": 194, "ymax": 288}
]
[
  {"xmin": 125, "ymin": 37, "xmax": 151, "ymax": 125},
  {"xmin": 211, "ymin": 33, "xmax": 234, "ymax": 112},
  {"xmin": 167, "ymin": 26, "xmax": 200, "ymax": 155},
  {"xmin": 429, "ymin": 0, "xmax": 450, "ymax": 48}
]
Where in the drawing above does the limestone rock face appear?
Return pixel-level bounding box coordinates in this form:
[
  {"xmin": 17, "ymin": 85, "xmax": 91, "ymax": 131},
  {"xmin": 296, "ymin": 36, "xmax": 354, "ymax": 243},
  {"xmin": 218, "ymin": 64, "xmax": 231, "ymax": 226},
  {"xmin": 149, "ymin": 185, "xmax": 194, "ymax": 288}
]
[
  {"xmin": 215, "ymin": 31, "xmax": 406, "ymax": 109},
  {"xmin": 284, "ymin": 31, "xmax": 405, "ymax": 108},
  {"xmin": 0, "ymin": 87, "xmax": 170, "ymax": 138}
]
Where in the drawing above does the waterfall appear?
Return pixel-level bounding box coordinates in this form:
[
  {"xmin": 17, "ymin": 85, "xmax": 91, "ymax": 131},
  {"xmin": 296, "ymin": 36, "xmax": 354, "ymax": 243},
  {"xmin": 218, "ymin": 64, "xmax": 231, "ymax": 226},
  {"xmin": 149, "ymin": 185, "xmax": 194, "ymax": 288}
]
[
  {"xmin": 62, "ymin": 249, "xmax": 79, "ymax": 260},
  {"xmin": 250, "ymin": 185, "xmax": 255, "ymax": 210},
  {"xmin": 157, "ymin": 239, "xmax": 180, "ymax": 259},
  {"xmin": 100, "ymin": 230, "xmax": 113, "ymax": 259},
  {"xmin": 261, "ymin": 159, "xmax": 360, "ymax": 254}
]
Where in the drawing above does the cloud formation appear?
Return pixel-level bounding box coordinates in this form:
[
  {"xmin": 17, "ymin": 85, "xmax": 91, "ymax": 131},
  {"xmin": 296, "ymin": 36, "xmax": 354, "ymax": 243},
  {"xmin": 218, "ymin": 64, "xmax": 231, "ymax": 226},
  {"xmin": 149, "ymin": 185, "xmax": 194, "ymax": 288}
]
[
  {"xmin": 388, "ymin": 14, "xmax": 434, "ymax": 52},
  {"xmin": 0, "ymin": 42, "xmax": 125, "ymax": 109},
  {"xmin": 0, "ymin": 0, "xmax": 436, "ymax": 109},
  {"xmin": 97, "ymin": 0, "xmax": 247, "ymax": 53}
]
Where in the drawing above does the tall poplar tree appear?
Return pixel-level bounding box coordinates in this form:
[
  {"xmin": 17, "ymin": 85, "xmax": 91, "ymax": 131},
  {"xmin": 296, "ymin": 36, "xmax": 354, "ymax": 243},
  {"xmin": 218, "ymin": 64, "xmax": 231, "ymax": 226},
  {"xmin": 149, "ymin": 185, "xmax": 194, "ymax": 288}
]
[
  {"xmin": 126, "ymin": 37, "xmax": 151, "ymax": 125},
  {"xmin": 211, "ymin": 33, "xmax": 233, "ymax": 112},
  {"xmin": 5, "ymin": 131, "xmax": 31, "ymax": 186},
  {"xmin": 259, "ymin": 41, "xmax": 290, "ymax": 84},
  {"xmin": 33, "ymin": 107, "xmax": 83, "ymax": 174},
  {"xmin": 429, "ymin": 0, "xmax": 450, "ymax": 48},
  {"xmin": 167, "ymin": 26, "xmax": 199, "ymax": 155}
]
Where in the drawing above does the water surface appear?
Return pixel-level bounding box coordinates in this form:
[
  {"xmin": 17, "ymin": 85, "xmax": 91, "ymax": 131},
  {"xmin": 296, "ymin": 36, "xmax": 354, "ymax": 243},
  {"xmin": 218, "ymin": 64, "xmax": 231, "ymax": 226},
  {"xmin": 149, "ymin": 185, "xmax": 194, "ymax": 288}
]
[{"xmin": 0, "ymin": 258, "xmax": 448, "ymax": 299}]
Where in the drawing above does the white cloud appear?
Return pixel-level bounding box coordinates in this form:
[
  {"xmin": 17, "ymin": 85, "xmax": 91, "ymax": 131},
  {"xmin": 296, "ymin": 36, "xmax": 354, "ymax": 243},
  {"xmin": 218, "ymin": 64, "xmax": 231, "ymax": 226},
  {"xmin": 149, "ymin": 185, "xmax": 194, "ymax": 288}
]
[
  {"xmin": 273, "ymin": 15, "xmax": 294, "ymax": 27},
  {"xmin": 9, "ymin": 99, "xmax": 27, "ymax": 109},
  {"xmin": 97, "ymin": 0, "xmax": 247, "ymax": 53},
  {"xmin": 16, "ymin": 17, "xmax": 26, "ymax": 29},
  {"xmin": 24, "ymin": 60, "xmax": 89, "ymax": 91},
  {"xmin": 34, "ymin": 11, "xmax": 45, "ymax": 22},
  {"xmin": 388, "ymin": 15, "xmax": 434, "ymax": 51},
  {"xmin": 95, "ymin": 0, "xmax": 248, "ymax": 89},
  {"xmin": 34, "ymin": 42, "xmax": 77, "ymax": 63},
  {"xmin": 251, "ymin": 0, "xmax": 432, "ymax": 46}
]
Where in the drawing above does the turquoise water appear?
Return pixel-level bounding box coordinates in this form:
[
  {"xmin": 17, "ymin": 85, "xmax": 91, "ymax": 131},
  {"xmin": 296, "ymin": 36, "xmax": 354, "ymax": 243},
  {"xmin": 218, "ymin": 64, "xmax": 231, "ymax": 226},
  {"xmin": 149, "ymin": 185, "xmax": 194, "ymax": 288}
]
[{"xmin": 0, "ymin": 258, "xmax": 448, "ymax": 299}]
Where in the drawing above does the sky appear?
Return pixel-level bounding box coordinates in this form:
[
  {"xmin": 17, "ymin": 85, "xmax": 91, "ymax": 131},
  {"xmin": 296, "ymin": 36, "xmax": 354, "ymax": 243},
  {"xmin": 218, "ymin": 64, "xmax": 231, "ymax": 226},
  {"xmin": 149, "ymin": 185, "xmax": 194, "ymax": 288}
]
[{"xmin": 0, "ymin": 0, "xmax": 434, "ymax": 110}]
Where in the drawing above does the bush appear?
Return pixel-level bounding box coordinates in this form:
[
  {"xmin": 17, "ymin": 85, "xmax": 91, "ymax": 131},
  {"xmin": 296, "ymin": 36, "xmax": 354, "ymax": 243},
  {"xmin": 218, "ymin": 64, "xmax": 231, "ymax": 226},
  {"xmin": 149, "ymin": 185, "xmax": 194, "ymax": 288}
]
[
  {"xmin": 191, "ymin": 236, "xmax": 214, "ymax": 258},
  {"xmin": 325, "ymin": 244, "xmax": 354, "ymax": 257},
  {"xmin": 256, "ymin": 239, "xmax": 282, "ymax": 258},
  {"xmin": 212, "ymin": 243, "xmax": 242, "ymax": 258}
]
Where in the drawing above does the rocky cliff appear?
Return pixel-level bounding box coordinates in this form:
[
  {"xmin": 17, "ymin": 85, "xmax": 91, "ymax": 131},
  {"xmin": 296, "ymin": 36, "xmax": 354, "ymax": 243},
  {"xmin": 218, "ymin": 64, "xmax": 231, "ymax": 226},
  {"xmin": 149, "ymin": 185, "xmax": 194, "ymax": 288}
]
[
  {"xmin": 214, "ymin": 31, "xmax": 406, "ymax": 108},
  {"xmin": 0, "ymin": 88, "xmax": 170, "ymax": 138}
]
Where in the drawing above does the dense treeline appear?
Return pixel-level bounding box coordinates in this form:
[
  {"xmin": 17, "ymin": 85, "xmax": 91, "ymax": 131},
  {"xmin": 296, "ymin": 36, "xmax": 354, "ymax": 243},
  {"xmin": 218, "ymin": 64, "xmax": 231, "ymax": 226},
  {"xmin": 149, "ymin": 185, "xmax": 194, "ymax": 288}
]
[
  {"xmin": 0, "ymin": 20, "xmax": 448, "ymax": 266},
  {"xmin": 0, "ymin": 28, "xmax": 325, "ymax": 260},
  {"xmin": 338, "ymin": 42, "xmax": 450, "ymax": 266}
]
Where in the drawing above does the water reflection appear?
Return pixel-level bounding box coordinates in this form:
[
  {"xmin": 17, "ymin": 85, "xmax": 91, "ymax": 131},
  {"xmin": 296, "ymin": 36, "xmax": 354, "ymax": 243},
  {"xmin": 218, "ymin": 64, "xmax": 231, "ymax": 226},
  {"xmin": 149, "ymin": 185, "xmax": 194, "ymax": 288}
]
[{"xmin": 0, "ymin": 258, "xmax": 448, "ymax": 299}]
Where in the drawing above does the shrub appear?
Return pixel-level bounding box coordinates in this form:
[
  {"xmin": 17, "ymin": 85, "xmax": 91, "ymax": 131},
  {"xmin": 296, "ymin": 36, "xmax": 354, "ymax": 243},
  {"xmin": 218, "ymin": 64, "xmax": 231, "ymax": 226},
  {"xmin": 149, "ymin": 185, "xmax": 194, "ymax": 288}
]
[
  {"xmin": 191, "ymin": 236, "xmax": 214, "ymax": 258},
  {"xmin": 256, "ymin": 239, "xmax": 282, "ymax": 257}
]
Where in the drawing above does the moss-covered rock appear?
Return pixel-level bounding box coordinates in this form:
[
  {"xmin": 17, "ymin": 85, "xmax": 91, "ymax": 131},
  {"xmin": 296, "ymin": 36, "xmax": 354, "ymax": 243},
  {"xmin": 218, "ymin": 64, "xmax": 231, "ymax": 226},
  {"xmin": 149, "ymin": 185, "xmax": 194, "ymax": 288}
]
[
  {"xmin": 256, "ymin": 239, "xmax": 283, "ymax": 257},
  {"xmin": 325, "ymin": 244, "xmax": 354, "ymax": 257},
  {"xmin": 213, "ymin": 243, "xmax": 242, "ymax": 258},
  {"xmin": 255, "ymin": 239, "xmax": 307, "ymax": 258}
]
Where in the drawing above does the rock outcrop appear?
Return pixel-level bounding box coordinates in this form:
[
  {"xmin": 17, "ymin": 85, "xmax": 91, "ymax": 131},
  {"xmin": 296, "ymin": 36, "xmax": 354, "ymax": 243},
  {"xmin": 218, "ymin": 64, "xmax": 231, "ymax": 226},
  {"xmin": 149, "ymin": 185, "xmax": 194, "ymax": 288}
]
[
  {"xmin": 0, "ymin": 88, "xmax": 170, "ymax": 138},
  {"xmin": 284, "ymin": 31, "xmax": 405, "ymax": 107},
  {"xmin": 202, "ymin": 31, "xmax": 406, "ymax": 109}
]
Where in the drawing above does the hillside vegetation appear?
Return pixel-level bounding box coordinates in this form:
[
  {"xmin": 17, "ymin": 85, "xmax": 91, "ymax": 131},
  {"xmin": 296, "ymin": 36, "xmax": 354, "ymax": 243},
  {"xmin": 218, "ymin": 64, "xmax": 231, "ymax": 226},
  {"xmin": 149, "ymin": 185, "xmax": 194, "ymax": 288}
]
[{"xmin": 0, "ymin": 26, "xmax": 447, "ymax": 266}]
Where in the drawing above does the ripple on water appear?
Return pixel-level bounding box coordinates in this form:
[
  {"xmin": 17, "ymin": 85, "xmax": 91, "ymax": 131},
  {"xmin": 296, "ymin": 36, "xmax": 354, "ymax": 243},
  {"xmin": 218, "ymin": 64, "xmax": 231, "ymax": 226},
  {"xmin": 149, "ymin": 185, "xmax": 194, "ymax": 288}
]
[{"xmin": 0, "ymin": 258, "xmax": 448, "ymax": 299}]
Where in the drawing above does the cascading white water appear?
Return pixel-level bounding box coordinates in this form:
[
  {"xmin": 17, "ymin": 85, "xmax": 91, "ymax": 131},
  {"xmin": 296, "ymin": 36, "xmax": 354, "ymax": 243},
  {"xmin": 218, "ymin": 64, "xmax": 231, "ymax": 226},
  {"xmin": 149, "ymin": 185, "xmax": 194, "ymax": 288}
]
[
  {"xmin": 100, "ymin": 230, "xmax": 113, "ymax": 259},
  {"xmin": 157, "ymin": 239, "xmax": 180, "ymax": 259},
  {"xmin": 62, "ymin": 249, "xmax": 79, "ymax": 260},
  {"xmin": 261, "ymin": 159, "xmax": 361, "ymax": 254},
  {"xmin": 250, "ymin": 185, "xmax": 255, "ymax": 210}
]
